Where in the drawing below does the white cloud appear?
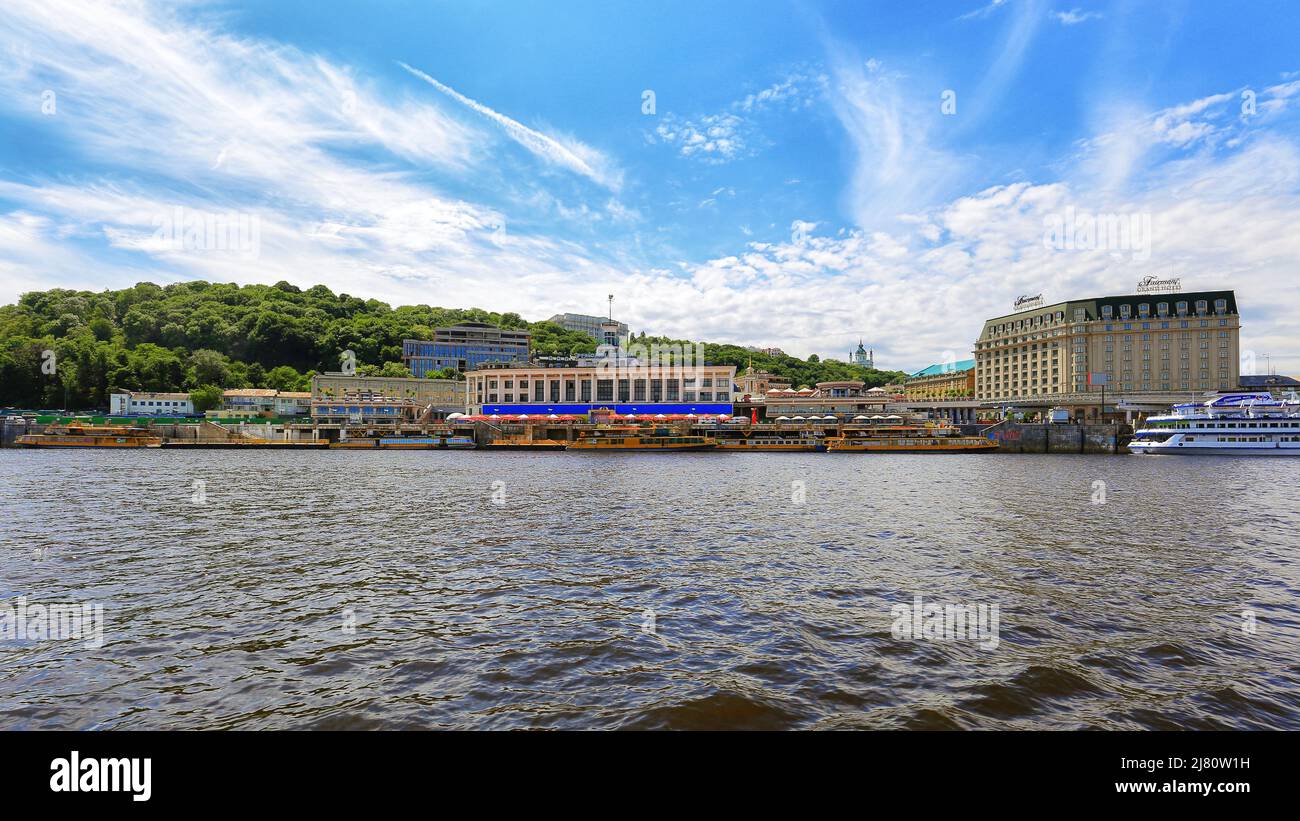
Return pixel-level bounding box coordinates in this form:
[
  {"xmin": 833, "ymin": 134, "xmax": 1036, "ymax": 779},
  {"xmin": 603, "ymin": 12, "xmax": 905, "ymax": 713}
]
[
  {"xmin": 1053, "ymin": 8, "xmax": 1103, "ymax": 25},
  {"xmin": 0, "ymin": 0, "xmax": 635, "ymax": 317},
  {"xmin": 654, "ymin": 113, "xmax": 748, "ymax": 162},
  {"xmin": 0, "ymin": 2, "xmax": 1298, "ymax": 376},
  {"xmin": 649, "ymin": 69, "xmax": 827, "ymax": 163},
  {"xmin": 824, "ymin": 45, "xmax": 962, "ymax": 230},
  {"xmin": 633, "ymin": 137, "xmax": 1300, "ymax": 372}
]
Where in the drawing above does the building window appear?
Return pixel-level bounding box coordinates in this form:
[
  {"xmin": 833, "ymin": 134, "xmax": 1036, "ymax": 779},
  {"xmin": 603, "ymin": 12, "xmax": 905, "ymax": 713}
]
[{"xmin": 596, "ymin": 380, "xmax": 614, "ymax": 402}]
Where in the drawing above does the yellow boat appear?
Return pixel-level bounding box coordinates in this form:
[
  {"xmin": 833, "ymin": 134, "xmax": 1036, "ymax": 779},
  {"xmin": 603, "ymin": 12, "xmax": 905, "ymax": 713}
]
[
  {"xmin": 715, "ymin": 434, "xmax": 823, "ymax": 452},
  {"xmin": 567, "ymin": 426, "xmax": 717, "ymax": 451},
  {"xmin": 331, "ymin": 436, "xmax": 474, "ymax": 449},
  {"xmin": 484, "ymin": 436, "xmax": 569, "ymax": 451},
  {"xmin": 825, "ymin": 423, "xmax": 997, "ymax": 453},
  {"xmin": 160, "ymin": 438, "xmax": 329, "ymax": 449},
  {"xmin": 16, "ymin": 423, "xmax": 162, "ymax": 448}
]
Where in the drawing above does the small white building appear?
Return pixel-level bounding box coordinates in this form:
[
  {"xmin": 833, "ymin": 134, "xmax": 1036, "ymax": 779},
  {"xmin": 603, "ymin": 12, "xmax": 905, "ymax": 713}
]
[{"xmin": 110, "ymin": 391, "xmax": 195, "ymax": 416}]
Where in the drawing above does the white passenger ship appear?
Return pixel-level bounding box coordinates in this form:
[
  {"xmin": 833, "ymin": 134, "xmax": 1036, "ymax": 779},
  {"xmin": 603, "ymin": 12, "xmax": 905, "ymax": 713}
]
[{"xmin": 1129, "ymin": 392, "xmax": 1300, "ymax": 455}]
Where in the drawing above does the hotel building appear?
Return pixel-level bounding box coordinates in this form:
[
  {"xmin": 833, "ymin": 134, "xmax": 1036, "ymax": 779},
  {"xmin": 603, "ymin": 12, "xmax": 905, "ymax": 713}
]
[
  {"xmin": 974, "ymin": 290, "xmax": 1240, "ymax": 415},
  {"xmin": 401, "ymin": 322, "xmax": 531, "ymax": 377},
  {"xmin": 465, "ymin": 360, "xmax": 737, "ymax": 415}
]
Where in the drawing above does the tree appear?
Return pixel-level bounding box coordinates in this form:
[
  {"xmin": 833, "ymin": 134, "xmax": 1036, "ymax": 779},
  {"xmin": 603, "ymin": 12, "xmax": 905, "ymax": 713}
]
[
  {"xmin": 265, "ymin": 365, "xmax": 302, "ymax": 392},
  {"xmin": 188, "ymin": 349, "xmax": 231, "ymax": 388},
  {"xmin": 358, "ymin": 361, "xmax": 412, "ymax": 378},
  {"xmin": 190, "ymin": 384, "xmax": 224, "ymax": 413}
]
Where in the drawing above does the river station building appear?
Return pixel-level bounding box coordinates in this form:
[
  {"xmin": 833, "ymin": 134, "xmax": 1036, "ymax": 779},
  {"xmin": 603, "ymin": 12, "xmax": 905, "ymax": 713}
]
[
  {"xmin": 973, "ymin": 290, "xmax": 1241, "ymax": 419},
  {"xmin": 465, "ymin": 360, "xmax": 737, "ymax": 416}
]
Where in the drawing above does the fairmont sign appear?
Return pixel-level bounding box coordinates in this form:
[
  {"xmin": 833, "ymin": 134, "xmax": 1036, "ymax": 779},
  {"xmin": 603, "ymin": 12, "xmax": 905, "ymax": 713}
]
[
  {"xmin": 1136, "ymin": 275, "xmax": 1182, "ymax": 294},
  {"xmin": 1013, "ymin": 293, "xmax": 1044, "ymax": 312}
]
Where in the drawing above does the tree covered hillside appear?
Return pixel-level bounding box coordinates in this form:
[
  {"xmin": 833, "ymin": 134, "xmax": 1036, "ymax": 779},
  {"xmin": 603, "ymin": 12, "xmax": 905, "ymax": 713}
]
[{"xmin": 0, "ymin": 280, "xmax": 904, "ymax": 409}]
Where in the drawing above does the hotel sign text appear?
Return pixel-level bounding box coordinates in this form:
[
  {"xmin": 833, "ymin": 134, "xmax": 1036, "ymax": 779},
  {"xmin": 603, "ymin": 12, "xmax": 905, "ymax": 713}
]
[
  {"xmin": 1013, "ymin": 293, "xmax": 1044, "ymax": 312},
  {"xmin": 1136, "ymin": 275, "xmax": 1182, "ymax": 294}
]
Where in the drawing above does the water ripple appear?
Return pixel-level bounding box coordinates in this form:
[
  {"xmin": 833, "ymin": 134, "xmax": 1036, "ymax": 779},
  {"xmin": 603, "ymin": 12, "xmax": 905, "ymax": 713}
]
[{"xmin": 1, "ymin": 449, "xmax": 1298, "ymax": 729}]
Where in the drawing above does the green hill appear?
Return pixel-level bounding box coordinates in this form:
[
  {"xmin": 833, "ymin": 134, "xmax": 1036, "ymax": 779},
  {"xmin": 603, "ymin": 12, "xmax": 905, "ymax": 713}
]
[{"xmin": 0, "ymin": 280, "xmax": 906, "ymax": 409}]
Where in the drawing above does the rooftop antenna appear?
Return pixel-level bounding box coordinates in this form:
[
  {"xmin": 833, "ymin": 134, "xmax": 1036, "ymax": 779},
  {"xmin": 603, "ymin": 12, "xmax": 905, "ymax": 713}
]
[{"xmin": 607, "ymin": 294, "xmax": 614, "ymax": 320}]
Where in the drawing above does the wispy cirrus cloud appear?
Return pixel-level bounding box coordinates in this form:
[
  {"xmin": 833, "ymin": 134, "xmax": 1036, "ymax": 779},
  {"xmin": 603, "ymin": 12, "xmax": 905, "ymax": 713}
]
[
  {"xmin": 823, "ymin": 48, "xmax": 963, "ymax": 230},
  {"xmin": 398, "ymin": 61, "xmax": 623, "ymax": 191},
  {"xmin": 0, "ymin": 0, "xmax": 632, "ymax": 313},
  {"xmin": 957, "ymin": 0, "xmax": 1010, "ymax": 23}
]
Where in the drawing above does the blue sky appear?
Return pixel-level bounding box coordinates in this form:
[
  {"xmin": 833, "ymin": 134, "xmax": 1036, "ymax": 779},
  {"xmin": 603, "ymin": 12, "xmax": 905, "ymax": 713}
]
[{"xmin": 2, "ymin": 0, "xmax": 1299, "ymax": 372}]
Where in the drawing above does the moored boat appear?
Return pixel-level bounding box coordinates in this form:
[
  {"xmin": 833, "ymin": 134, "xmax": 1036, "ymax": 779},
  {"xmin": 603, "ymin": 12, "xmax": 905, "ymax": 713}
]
[
  {"xmin": 1129, "ymin": 391, "xmax": 1300, "ymax": 455},
  {"xmin": 332, "ymin": 435, "xmax": 478, "ymax": 449},
  {"xmin": 714, "ymin": 432, "xmax": 824, "ymax": 451},
  {"xmin": 15, "ymin": 423, "xmax": 162, "ymax": 448},
  {"xmin": 159, "ymin": 439, "xmax": 329, "ymax": 449},
  {"xmin": 483, "ymin": 436, "xmax": 569, "ymax": 450},
  {"xmin": 825, "ymin": 422, "xmax": 997, "ymax": 453},
  {"xmin": 567, "ymin": 426, "xmax": 717, "ymax": 451}
]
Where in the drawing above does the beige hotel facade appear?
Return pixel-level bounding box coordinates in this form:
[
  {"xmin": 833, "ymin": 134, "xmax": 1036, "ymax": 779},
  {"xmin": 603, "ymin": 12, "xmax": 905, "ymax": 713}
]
[{"xmin": 974, "ymin": 289, "xmax": 1240, "ymax": 417}]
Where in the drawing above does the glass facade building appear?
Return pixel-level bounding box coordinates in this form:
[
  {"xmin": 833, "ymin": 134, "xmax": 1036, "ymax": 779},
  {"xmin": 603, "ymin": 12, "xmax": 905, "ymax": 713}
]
[{"xmin": 402, "ymin": 323, "xmax": 531, "ymax": 377}]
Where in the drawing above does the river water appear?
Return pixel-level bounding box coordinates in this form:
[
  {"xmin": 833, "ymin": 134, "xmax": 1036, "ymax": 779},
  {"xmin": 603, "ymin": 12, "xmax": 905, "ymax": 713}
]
[{"xmin": 1, "ymin": 449, "xmax": 1297, "ymax": 730}]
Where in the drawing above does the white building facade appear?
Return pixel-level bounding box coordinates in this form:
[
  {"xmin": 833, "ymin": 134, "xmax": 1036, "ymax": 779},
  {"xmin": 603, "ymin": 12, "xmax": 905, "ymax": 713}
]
[{"xmin": 110, "ymin": 391, "xmax": 195, "ymax": 416}]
